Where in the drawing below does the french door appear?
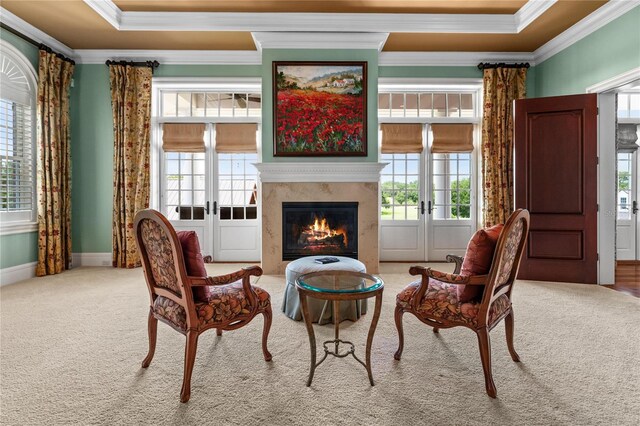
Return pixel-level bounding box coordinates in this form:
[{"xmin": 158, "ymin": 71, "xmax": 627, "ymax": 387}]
[
  {"xmin": 159, "ymin": 125, "xmax": 261, "ymax": 261},
  {"xmin": 379, "ymin": 128, "xmax": 476, "ymax": 261},
  {"xmin": 212, "ymin": 152, "xmax": 261, "ymax": 261},
  {"xmin": 616, "ymin": 150, "xmax": 639, "ymax": 260}
]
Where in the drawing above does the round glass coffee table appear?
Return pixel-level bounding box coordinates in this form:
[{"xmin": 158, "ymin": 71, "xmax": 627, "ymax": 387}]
[{"xmin": 296, "ymin": 270, "xmax": 384, "ymax": 386}]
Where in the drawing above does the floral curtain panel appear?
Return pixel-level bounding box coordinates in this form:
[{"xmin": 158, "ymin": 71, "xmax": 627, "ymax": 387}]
[
  {"xmin": 481, "ymin": 67, "xmax": 527, "ymax": 227},
  {"xmin": 109, "ymin": 64, "xmax": 152, "ymax": 268},
  {"xmin": 36, "ymin": 49, "xmax": 74, "ymax": 277}
]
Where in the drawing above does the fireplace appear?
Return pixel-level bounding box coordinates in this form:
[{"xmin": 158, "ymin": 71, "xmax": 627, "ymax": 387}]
[{"xmin": 282, "ymin": 202, "xmax": 358, "ymax": 260}]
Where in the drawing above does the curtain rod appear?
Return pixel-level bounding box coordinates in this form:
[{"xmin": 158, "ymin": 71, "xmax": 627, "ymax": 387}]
[
  {"xmin": 477, "ymin": 62, "xmax": 530, "ymax": 70},
  {"xmin": 39, "ymin": 44, "xmax": 75, "ymax": 65},
  {"xmin": 105, "ymin": 60, "xmax": 160, "ymax": 73},
  {"xmin": 1, "ymin": 23, "xmax": 75, "ymax": 64}
]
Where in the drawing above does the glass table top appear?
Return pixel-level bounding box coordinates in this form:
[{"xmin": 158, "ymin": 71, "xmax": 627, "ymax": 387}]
[{"xmin": 296, "ymin": 271, "xmax": 383, "ymax": 294}]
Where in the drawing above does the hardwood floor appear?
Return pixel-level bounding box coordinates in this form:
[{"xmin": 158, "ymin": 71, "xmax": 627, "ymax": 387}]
[{"xmin": 604, "ymin": 262, "xmax": 640, "ymax": 298}]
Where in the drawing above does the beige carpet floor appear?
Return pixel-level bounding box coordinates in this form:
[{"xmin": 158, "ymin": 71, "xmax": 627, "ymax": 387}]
[{"xmin": 1, "ymin": 264, "xmax": 639, "ymax": 425}]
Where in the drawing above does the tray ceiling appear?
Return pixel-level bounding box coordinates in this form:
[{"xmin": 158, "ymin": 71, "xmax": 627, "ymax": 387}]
[{"xmin": 0, "ymin": 0, "xmax": 609, "ymax": 52}]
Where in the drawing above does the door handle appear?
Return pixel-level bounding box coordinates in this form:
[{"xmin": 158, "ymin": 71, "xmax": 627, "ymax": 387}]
[
  {"xmin": 633, "ymin": 200, "xmax": 638, "ymax": 214},
  {"xmin": 205, "ymin": 201, "xmax": 210, "ymax": 215},
  {"xmin": 428, "ymin": 200, "xmax": 434, "ymax": 214},
  {"xmin": 420, "ymin": 201, "xmax": 425, "ymax": 215},
  {"xmin": 213, "ymin": 201, "xmax": 218, "ymax": 215}
]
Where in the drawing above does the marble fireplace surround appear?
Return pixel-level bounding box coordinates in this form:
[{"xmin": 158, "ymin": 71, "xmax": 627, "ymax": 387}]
[{"xmin": 255, "ymin": 163, "xmax": 386, "ymax": 275}]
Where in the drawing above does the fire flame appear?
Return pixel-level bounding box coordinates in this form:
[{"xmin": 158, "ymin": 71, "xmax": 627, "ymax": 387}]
[{"xmin": 306, "ymin": 216, "xmax": 348, "ymax": 246}]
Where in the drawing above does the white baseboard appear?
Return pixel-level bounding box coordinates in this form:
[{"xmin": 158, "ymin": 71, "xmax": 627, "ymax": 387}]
[
  {"xmin": 72, "ymin": 252, "xmax": 112, "ymax": 267},
  {"xmin": 0, "ymin": 253, "xmax": 112, "ymax": 286},
  {"xmin": 0, "ymin": 262, "xmax": 37, "ymax": 286}
]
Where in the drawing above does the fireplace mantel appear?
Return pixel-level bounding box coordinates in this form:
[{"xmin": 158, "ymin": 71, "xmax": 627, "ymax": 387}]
[{"xmin": 254, "ymin": 162, "xmax": 387, "ymax": 183}]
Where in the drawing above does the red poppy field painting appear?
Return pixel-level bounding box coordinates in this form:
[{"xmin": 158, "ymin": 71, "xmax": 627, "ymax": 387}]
[{"xmin": 273, "ymin": 62, "xmax": 367, "ymax": 156}]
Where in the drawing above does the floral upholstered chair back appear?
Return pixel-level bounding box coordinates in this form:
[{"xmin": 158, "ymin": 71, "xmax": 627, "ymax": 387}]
[
  {"xmin": 134, "ymin": 210, "xmax": 187, "ymax": 299},
  {"xmin": 481, "ymin": 209, "xmax": 530, "ymax": 305}
]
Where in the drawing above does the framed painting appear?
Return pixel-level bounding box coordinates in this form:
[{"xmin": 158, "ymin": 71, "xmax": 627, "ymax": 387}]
[{"xmin": 273, "ymin": 61, "xmax": 367, "ymax": 157}]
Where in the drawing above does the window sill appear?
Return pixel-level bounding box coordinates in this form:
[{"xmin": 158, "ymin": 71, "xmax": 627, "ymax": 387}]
[{"xmin": 0, "ymin": 221, "xmax": 38, "ymax": 236}]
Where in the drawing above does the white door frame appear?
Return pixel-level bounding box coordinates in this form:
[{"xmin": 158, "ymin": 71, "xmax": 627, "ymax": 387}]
[{"xmin": 587, "ymin": 66, "xmax": 640, "ymax": 284}]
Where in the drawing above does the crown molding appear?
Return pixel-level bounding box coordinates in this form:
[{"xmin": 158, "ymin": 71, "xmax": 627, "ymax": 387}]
[
  {"xmin": 533, "ymin": 0, "xmax": 640, "ymax": 65},
  {"xmin": 83, "ymin": 0, "xmax": 121, "ymax": 29},
  {"xmin": 379, "ymin": 51, "xmax": 535, "ymax": 67},
  {"xmin": 252, "ymin": 32, "xmax": 389, "ymax": 52},
  {"xmin": 586, "ymin": 67, "xmax": 640, "ymax": 93},
  {"xmin": 514, "ymin": 0, "xmax": 557, "ymax": 32},
  {"xmin": 82, "ymin": 0, "xmax": 552, "ymax": 34},
  {"xmin": 255, "ymin": 162, "xmax": 387, "ymax": 183},
  {"xmin": 74, "ymin": 49, "xmax": 261, "ymax": 65},
  {"xmin": 0, "ymin": 7, "xmax": 75, "ymax": 58}
]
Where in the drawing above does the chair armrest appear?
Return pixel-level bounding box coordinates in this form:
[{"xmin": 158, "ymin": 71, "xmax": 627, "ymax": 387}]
[
  {"xmin": 408, "ymin": 265, "xmax": 486, "ymax": 311},
  {"xmin": 409, "ymin": 266, "xmax": 486, "ymax": 285},
  {"xmin": 188, "ymin": 266, "xmax": 264, "ymax": 307},
  {"xmin": 446, "ymin": 254, "xmax": 464, "ymax": 274}
]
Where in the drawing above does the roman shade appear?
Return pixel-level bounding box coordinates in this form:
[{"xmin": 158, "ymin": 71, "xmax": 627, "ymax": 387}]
[
  {"xmin": 380, "ymin": 123, "xmax": 423, "ymax": 153},
  {"xmin": 430, "ymin": 124, "xmax": 474, "ymax": 153},
  {"xmin": 215, "ymin": 123, "xmax": 258, "ymax": 153},
  {"xmin": 162, "ymin": 123, "xmax": 205, "ymax": 152}
]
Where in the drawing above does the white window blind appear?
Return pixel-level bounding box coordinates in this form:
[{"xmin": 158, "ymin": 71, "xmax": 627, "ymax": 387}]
[
  {"xmin": 0, "ymin": 95, "xmax": 34, "ymax": 217},
  {"xmin": 0, "ymin": 41, "xmax": 37, "ymax": 230}
]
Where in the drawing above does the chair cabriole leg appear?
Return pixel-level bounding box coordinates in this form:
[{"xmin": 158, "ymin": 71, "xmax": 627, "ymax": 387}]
[
  {"xmin": 504, "ymin": 310, "xmax": 520, "ymax": 362},
  {"xmin": 261, "ymin": 305, "xmax": 273, "ymax": 362},
  {"xmin": 393, "ymin": 306, "xmax": 405, "ymax": 360},
  {"xmin": 180, "ymin": 330, "xmax": 199, "ymax": 403},
  {"xmin": 216, "ymin": 328, "xmax": 222, "ymax": 336},
  {"xmin": 476, "ymin": 327, "xmax": 497, "ymax": 398},
  {"xmin": 142, "ymin": 309, "xmax": 157, "ymax": 368},
  {"xmin": 433, "ymin": 327, "xmax": 440, "ymax": 334}
]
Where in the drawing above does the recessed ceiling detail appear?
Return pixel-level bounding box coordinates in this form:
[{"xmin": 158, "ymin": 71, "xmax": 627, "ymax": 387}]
[{"xmin": 0, "ymin": 0, "xmax": 616, "ymax": 53}]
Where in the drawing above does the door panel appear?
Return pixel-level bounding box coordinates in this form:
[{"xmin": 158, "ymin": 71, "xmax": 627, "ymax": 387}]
[
  {"xmin": 379, "ymin": 153, "xmax": 425, "ymax": 261},
  {"xmin": 515, "ymin": 93, "xmax": 598, "ymax": 283}
]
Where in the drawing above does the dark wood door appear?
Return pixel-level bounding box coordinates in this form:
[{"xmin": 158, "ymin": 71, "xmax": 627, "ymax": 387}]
[{"xmin": 514, "ymin": 94, "xmax": 598, "ymax": 283}]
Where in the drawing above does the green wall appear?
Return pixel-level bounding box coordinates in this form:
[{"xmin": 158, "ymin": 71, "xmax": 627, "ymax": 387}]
[
  {"xmin": 0, "ymin": 29, "xmax": 39, "ymax": 268},
  {"xmin": 70, "ymin": 65, "xmax": 113, "ymax": 253},
  {"xmin": 534, "ymin": 7, "xmax": 640, "ymax": 97},
  {"xmin": 261, "ymin": 49, "xmax": 379, "ymax": 162},
  {"xmin": 69, "ymin": 64, "xmax": 262, "ymax": 254}
]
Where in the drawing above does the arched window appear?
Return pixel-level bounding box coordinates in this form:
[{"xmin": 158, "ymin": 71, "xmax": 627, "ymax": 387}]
[{"xmin": 0, "ymin": 40, "xmax": 37, "ymax": 231}]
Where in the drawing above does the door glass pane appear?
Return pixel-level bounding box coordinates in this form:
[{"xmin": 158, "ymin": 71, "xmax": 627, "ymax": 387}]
[
  {"xmin": 217, "ymin": 152, "xmax": 258, "ymax": 221},
  {"xmin": 164, "ymin": 152, "xmax": 205, "ymax": 220},
  {"xmin": 617, "ymin": 152, "xmax": 633, "ymax": 220},
  {"xmin": 432, "ymin": 152, "xmax": 472, "ymax": 220},
  {"xmin": 380, "ymin": 153, "xmax": 421, "ymax": 221}
]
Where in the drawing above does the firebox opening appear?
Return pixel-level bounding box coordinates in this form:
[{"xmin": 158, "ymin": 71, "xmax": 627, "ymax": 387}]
[{"xmin": 282, "ymin": 202, "xmax": 358, "ymax": 261}]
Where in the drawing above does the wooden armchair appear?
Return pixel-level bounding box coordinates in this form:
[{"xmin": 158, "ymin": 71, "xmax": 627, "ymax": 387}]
[
  {"xmin": 394, "ymin": 209, "xmax": 530, "ymax": 398},
  {"xmin": 134, "ymin": 209, "xmax": 272, "ymax": 403}
]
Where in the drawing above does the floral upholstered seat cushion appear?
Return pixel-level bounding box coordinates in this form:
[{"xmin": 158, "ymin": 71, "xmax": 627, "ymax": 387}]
[
  {"xmin": 396, "ymin": 279, "xmax": 510, "ymax": 327},
  {"xmin": 153, "ymin": 283, "xmax": 271, "ymax": 331},
  {"xmin": 196, "ymin": 282, "xmax": 270, "ymax": 326}
]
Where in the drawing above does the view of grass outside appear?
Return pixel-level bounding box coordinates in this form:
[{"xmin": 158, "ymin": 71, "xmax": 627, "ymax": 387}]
[{"xmin": 381, "ymin": 177, "xmax": 470, "ymax": 220}]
